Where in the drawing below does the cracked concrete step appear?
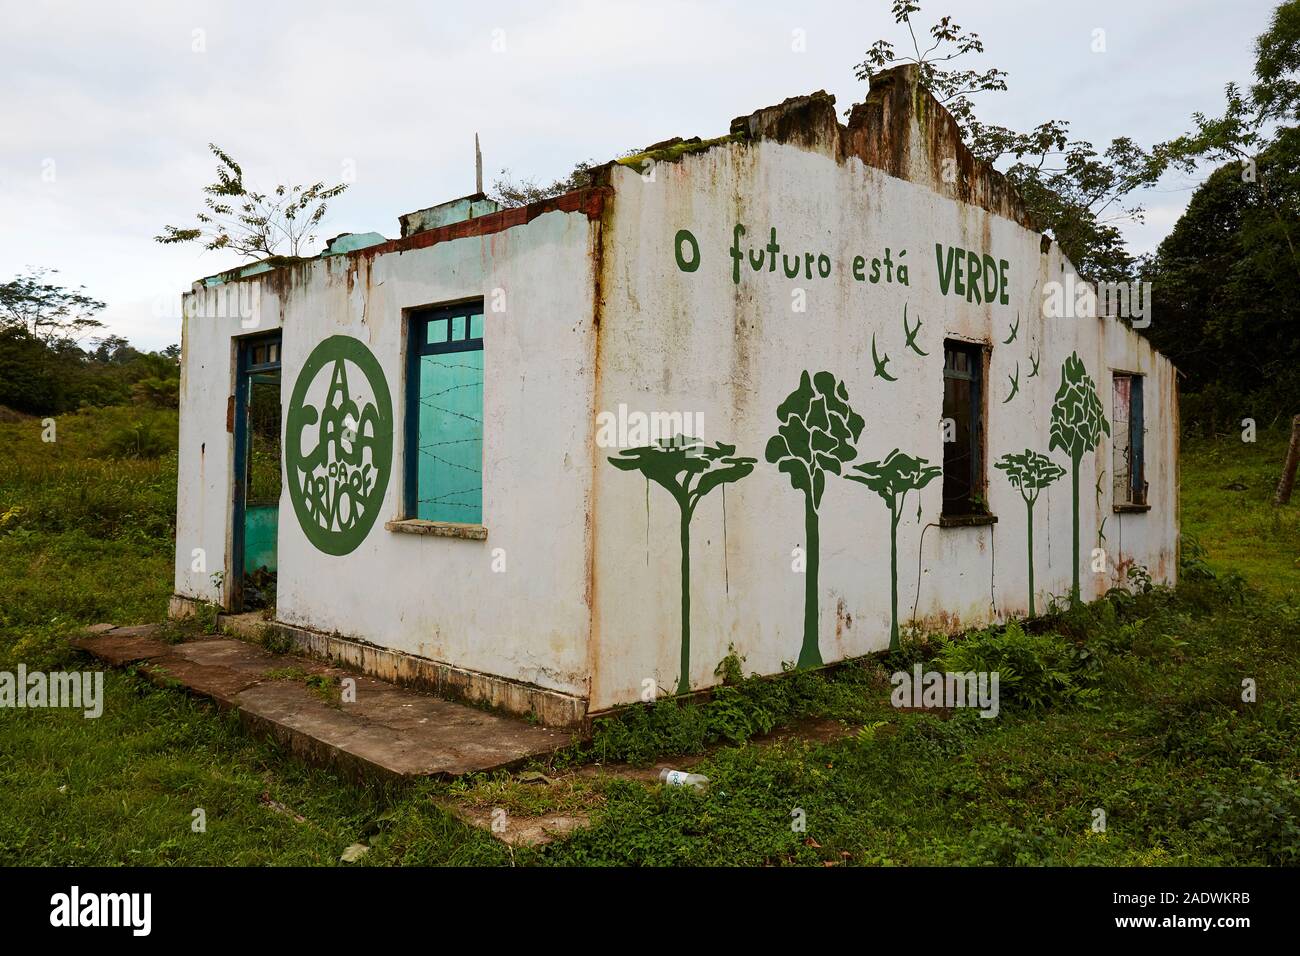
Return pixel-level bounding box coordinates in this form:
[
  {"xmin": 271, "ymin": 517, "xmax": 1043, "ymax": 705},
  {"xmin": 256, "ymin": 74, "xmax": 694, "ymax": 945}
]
[{"xmin": 74, "ymin": 626, "xmax": 572, "ymax": 781}]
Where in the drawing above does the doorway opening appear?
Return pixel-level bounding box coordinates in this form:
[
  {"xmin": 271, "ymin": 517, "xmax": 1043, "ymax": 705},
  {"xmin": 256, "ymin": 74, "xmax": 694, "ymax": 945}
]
[{"xmin": 232, "ymin": 332, "xmax": 282, "ymax": 612}]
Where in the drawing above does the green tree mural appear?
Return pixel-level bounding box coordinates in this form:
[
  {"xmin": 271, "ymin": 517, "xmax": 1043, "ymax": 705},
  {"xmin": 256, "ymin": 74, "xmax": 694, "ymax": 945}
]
[
  {"xmin": 1048, "ymin": 352, "xmax": 1111, "ymax": 604},
  {"xmin": 844, "ymin": 450, "xmax": 941, "ymax": 653},
  {"xmin": 608, "ymin": 436, "xmax": 755, "ymax": 695},
  {"xmin": 766, "ymin": 371, "xmax": 864, "ymax": 668},
  {"xmin": 994, "ymin": 449, "xmax": 1066, "ymax": 616}
]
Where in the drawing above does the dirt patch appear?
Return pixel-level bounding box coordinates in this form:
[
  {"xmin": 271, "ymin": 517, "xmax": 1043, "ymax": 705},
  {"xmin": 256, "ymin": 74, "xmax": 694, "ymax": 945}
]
[
  {"xmin": 443, "ymin": 716, "xmax": 857, "ymax": 847},
  {"xmin": 437, "ymin": 801, "xmax": 593, "ymax": 848}
]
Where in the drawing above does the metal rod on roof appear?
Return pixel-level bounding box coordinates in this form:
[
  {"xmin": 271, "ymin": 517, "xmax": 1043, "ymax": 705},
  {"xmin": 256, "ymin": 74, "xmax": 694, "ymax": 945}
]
[{"xmin": 475, "ymin": 133, "xmax": 483, "ymax": 195}]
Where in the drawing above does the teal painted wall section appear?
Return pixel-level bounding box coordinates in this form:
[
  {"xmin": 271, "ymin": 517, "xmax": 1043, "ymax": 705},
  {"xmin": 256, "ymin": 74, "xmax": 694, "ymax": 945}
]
[
  {"xmin": 243, "ymin": 504, "xmax": 278, "ymax": 573},
  {"xmin": 416, "ymin": 348, "xmax": 484, "ymax": 524},
  {"xmin": 322, "ymin": 232, "xmax": 387, "ymax": 256},
  {"xmin": 400, "ymin": 196, "xmax": 501, "ymax": 237}
]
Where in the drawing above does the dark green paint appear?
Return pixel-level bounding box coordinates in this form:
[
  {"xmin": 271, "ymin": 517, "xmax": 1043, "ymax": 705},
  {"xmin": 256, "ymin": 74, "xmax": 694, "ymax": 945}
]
[
  {"xmin": 719, "ymin": 224, "xmax": 911, "ymax": 286},
  {"xmin": 674, "ymin": 229, "xmax": 700, "ymax": 273},
  {"xmin": 1048, "ymin": 352, "xmax": 1110, "ymax": 604},
  {"xmin": 994, "ymin": 449, "xmax": 1065, "ymax": 616},
  {"xmin": 870, "ymin": 333, "xmax": 896, "ymax": 381},
  {"xmin": 765, "ymin": 371, "xmax": 865, "ymax": 668},
  {"xmin": 609, "ymin": 437, "xmax": 754, "ymax": 695},
  {"xmin": 285, "ymin": 335, "xmax": 393, "ymax": 556},
  {"xmin": 902, "ymin": 303, "xmax": 928, "ymax": 356},
  {"xmin": 844, "ymin": 449, "xmax": 941, "ymax": 652},
  {"xmin": 934, "ymin": 244, "xmax": 1010, "ymax": 304}
]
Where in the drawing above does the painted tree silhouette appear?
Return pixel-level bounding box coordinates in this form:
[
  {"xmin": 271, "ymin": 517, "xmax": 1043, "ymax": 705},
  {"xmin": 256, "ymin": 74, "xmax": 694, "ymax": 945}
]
[
  {"xmin": 844, "ymin": 450, "xmax": 941, "ymax": 652},
  {"xmin": 765, "ymin": 371, "xmax": 864, "ymax": 668},
  {"xmin": 1049, "ymin": 352, "xmax": 1110, "ymax": 604},
  {"xmin": 994, "ymin": 449, "xmax": 1066, "ymax": 616},
  {"xmin": 608, "ymin": 436, "xmax": 755, "ymax": 695}
]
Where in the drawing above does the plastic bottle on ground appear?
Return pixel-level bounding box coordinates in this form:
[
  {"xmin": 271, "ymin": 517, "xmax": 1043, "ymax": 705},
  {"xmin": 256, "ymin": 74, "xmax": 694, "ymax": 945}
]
[{"xmin": 658, "ymin": 767, "xmax": 709, "ymax": 791}]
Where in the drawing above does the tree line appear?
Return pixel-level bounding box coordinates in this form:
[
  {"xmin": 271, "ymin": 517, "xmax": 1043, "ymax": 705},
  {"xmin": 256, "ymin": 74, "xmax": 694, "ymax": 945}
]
[
  {"xmin": 3, "ymin": 2, "xmax": 1295, "ymax": 428},
  {"xmin": 0, "ymin": 268, "xmax": 179, "ymax": 416}
]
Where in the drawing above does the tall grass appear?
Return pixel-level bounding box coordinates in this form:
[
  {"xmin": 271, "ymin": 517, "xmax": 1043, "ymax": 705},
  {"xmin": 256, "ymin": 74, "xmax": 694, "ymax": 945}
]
[
  {"xmin": 0, "ymin": 406, "xmax": 180, "ymax": 669},
  {"xmin": 1181, "ymin": 426, "xmax": 1300, "ymax": 600},
  {"xmin": 0, "ymin": 406, "xmax": 177, "ymax": 540},
  {"xmin": 0, "ymin": 406, "xmax": 1298, "ymax": 866}
]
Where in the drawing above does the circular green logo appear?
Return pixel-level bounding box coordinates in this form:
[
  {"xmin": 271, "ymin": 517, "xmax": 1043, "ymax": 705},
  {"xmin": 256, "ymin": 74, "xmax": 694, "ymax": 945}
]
[{"xmin": 285, "ymin": 335, "xmax": 393, "ymax": 555}]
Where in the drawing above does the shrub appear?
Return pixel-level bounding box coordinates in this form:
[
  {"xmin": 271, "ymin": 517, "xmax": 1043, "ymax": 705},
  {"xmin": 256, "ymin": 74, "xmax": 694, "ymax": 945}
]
[
  {"xmin": 1193, "ymin": 768, "xmax": 1300, "ymax": 865},
  {"xmin": 882, "ymin": 626, "xmax": 941, "ymax": 672},
  {"xmin": 131, "ymin": 377, "xmax": 179, "ymax": 408},
  {"xmin": 933, "ymin": 621, "xmax": 1097, "ymax": 711},
  {"xmin": 1180, "ymin": 533, "xmax": 1217, "ymax": 581},
  {"xmin": 586, "ymin": 655, "xmax": 872, "ymax": 764},
  {"xmin": 101, "ymin": 420, "xmax": 171, "ymax": 459}
]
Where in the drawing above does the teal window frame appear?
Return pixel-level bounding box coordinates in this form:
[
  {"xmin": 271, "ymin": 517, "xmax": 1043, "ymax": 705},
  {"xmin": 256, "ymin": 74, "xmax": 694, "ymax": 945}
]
[{"xmin": 405, "ymin": 300, "xmax": 485, "ymax": 524}]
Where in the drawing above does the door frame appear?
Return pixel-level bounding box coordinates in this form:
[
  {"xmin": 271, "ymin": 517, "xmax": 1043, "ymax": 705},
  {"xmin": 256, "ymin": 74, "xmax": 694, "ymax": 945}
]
[{"xmin": 231, "ymin": 331, "xmax": 282, "ymax": 612}]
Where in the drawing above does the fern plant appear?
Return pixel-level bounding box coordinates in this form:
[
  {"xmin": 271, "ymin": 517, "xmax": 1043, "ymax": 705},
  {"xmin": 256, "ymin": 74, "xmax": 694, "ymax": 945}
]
[{"xmin": 934, "ymin": 621, "xmax": 1098, "ymax": 711}]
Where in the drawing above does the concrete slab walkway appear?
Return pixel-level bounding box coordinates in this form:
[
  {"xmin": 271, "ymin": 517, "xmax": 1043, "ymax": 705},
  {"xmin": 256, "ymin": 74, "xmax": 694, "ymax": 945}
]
[{"xmin": 74, "ymin": 626, "xmax": 573, "ymax": 781}]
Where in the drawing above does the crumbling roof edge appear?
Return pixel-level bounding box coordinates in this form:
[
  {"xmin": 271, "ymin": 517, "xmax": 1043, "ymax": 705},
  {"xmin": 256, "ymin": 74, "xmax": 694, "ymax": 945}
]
[
  {"xmin": 597, "ymin": 67, "xmax": 1042, "ymax": 236},
  {"xmin": 189, "ymin": 68, "xmax": 1046, "ymax": 293},
  {"xmin": 188, "ymin": 187, "xmax": 611, "ymax": 292}
]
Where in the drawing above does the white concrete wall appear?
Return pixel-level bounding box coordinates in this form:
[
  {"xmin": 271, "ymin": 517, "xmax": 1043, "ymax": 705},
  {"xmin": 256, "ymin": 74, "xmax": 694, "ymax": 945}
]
[
  {"xmin": 175, "ymin": 283, "xmax": 281, "ymax": 607},
  {"xmin": 589, "ymin": 142, "xmax": 1178, "ymax": 710},
  {"xmin": 174, "ymin": 208, "xmax": 600, "ymax": 698},
  {"xmin": 173, "ymin": 128, "xmax": 1179, "ymax": 716}
]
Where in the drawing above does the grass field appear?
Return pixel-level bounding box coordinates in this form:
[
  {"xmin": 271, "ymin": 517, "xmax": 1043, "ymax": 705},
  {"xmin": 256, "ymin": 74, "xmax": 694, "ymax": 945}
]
[
  {"xmin": 1, "ymin": 407, "xmax": 1298, "ymax": 865},
  {"xmin": 1180, "ymin": 430, "xmax": 1300, "ymax": 600}
]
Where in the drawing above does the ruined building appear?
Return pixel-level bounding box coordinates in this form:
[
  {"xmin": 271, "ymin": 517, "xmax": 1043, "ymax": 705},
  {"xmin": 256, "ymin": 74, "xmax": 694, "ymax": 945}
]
[{"xmin": 171, "ymin": 65, "xmax": 1178, "ymax": 725}]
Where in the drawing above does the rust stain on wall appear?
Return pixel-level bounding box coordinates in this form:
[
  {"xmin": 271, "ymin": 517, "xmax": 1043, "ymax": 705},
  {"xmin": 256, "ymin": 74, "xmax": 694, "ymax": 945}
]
[
  {"xmin": 912, "ymin": 608, "xmax": 963, "ymax": 635},
  {"xmin": 834, "ymin": 597, "xmax": 854, "ymax": 641},
  {"xmin": 583, "ymin": 198, "xmax": 611, "ymax": 702},
  {"xmin": 353, "ymin": 187, "xmax": 611, "ymax": 265}
]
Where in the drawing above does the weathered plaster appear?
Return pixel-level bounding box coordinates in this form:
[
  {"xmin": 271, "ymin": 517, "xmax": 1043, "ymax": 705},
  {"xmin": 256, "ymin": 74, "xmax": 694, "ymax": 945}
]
[{"xmin": 173, "ymin": 66, "xmax": 1178, "ymax": 722}]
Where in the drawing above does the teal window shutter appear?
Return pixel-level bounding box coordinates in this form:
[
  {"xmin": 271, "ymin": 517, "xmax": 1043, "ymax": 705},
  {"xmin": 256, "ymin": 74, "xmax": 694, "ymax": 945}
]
[{"xmin": 406, "ymin": 302, "xmax": 484, "ymax": 523}]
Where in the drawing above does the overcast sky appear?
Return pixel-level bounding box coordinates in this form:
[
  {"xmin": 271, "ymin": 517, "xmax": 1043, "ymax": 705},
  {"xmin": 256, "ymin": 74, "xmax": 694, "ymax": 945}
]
[{"xmin": 0, "ymin": 0, "xmax": 1276, "ymax": 350}]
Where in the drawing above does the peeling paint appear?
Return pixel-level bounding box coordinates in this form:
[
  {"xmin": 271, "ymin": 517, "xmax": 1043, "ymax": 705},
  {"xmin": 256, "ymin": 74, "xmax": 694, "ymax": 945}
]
[{"xmin": 172, "ymin": 67, "xmax": 1177, "ymax": 720}]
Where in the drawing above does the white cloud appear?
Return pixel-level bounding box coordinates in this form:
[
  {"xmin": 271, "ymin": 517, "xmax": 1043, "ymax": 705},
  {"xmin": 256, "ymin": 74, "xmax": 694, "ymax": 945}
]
[{"xmin": 0, "ymin": 0, "xmax": 1277, "ymax": 348}]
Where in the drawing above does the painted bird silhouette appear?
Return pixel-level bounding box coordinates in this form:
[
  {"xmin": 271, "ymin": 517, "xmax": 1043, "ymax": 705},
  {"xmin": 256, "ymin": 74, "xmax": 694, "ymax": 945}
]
[
  {"xmin": 902, "ymin": 304, "xmax": 927, "ymax": 356},
  {"xmin": 1003, "ymin": 360, "xmax": 1020, "ymax": 403},
  {"xmin": 871, "ymin": 333, "xmax": 897, "ymax": 381},
  {"xmin": 1003, "ymin": 313, "xmax": 1020, "ymax": 345},
  {"xmin": 1029, "ymin": 349, "xmax": 1040, "ymax": 378}
]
